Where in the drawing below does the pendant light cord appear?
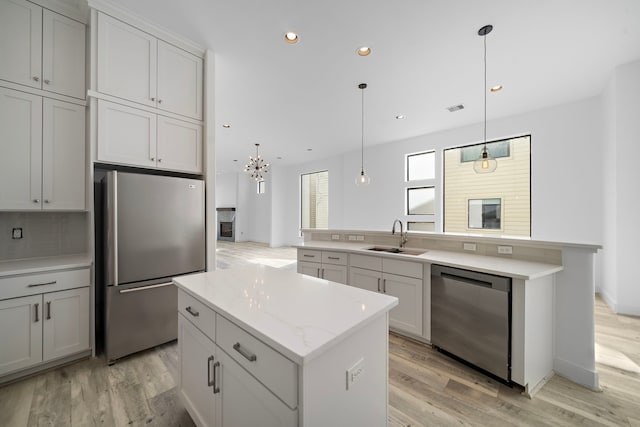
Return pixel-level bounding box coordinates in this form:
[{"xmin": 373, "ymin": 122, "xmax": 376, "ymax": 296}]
[
  {"xmin": 361, "ymin": 85, "xmax": 365, "ymax": 172},
  {"xmin": 483, "ymin": 32, "xmax": 487, "ymax": 149}
]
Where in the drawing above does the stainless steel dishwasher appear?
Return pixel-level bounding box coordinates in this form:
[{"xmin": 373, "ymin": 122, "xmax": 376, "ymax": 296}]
[{"xmin": 431, "ymin": 264, "xmax": 512, "ymax": 382}]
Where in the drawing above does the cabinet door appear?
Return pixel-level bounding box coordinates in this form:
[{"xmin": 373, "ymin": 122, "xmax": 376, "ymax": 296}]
[
  {"xmin": 97, "ymin": 13, "xmax": 156, "ymax": 108},
  {"xmin": 297, "ymin": 261, "xmax": 321, "ymax": 278},
  {"xmin": 384, "ymin": 273, "xmax": 423, "ymax": 336},
  {"xmin": 0, "ymin": 87, "xmax": 43, "ymax": 210},
  {"xmin": 0, "ymin": 295, "xmax": 43, "ymax": 375},
  {"xmin": 97, "ymin": 100, "xmax": 157, "ymax": 169},
  {"xmin": 42, "ymin": 287, "xmax": 89, "ymax": 361},
  {"xmin": 178, "ymin": 315, "xmax": 217, "ymax": 427},
  {"xmin": 157, "ymin": 40, "xmax": 203, "ymax": 119},
  {"xmin": 349, "ymin": 267, "xmax": 382, "ymax": 293},
  {"xmin": 42, "ymin": 98, "xmax": 85, "ymax": 210},
  {"xmin": 42, "ymin": 9, "xmax": 86, "ymax": 99},
  {"xmin": 321, "ymin": 264, "xmax": 348, "ymax": 285},
  {"xmin": 0, "ymin": 0, "xmax": 42, "ymax": 89},
  {"xmin": 217, "ymin": 349, "xmax": 297, "ymax": 427},
  {"xmin": 157, "ymin": 116, "xmax": 202, "ymax": 173}
]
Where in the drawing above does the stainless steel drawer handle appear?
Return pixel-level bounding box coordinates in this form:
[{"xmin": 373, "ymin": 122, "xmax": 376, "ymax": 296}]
[
  {"xmin": 377, "ymin": 278, "xmax": 381, "ymax": 292},
  {"xmin": 207, "ymin": 355, "xmax": 214, "ymax": 387},
  {"xmin": 28, "ymin": 281, "xmax": 56, "ymax": 288},
  {"xmin": 185, "ymin": 306, "xmax": 200, "ymax": 317},
  {"xmin": 303, "ymin": 254, "xmax": 315, "ymax": 258},
  {"xmin": 327, "ymin": 256, "xmax": 340, "ymax": 260},
  {"xmin": 233, "ymin": 342, "xmax": 257, "ymax": 362},
  {"xmin": 212, "ymin": 361, "xmax": 220, "ymax": 394},
  {"xmin": 34, "ymin": 303, "xmax": 39, "ymax": 322},
  {"xmin": 46, "ymin": 301, "xmax": 51, "ymax": 320}
]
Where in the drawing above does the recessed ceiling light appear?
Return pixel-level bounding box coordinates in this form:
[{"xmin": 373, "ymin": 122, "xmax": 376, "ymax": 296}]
[
  {"xmin": 277, "ymin": 156, "xmax": 282, "ymax": 160},
  {"xmin": 222, "ymin": 124, "xmax": 231, "ymax": 128},
  {"xmin": 447, "ymin": 104, "xmax": 465, "ymax": 112},
  {"xmin": 395, "ymin": 114, "xmax": 405, "ymax": 120},
  {"xmin": 357, "ymin": 46, "xmax": 371, "ymax": 56},
  {"xmin": 233, "ymin": 159, "xmax": 238, "ymax": 162},
  {"xmin": 284, "ymin": 32, "xmax": 299, "ymax": 44},
  {"xmin": 306, "ymin": 148, "xmax": 312, "ymax": 151},
  {"xmin": 490, "ymin": 85, "xmax": 503, "ymax": 92}
]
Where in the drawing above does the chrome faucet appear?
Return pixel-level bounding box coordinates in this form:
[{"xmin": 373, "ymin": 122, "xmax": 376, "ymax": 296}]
[{"xmin": 391, "ymin": 219, "xmax": 408, "ymax": 248}]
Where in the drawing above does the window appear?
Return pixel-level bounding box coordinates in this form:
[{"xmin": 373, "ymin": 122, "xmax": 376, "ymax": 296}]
[
  {"xmin": 460, "ymin": 140, "xmax": 510, "ymax": 162},
  {"xmin": 443, "ymin": 135, "xmax": 530, "ymax": 236},
  {"xmin": 407, "ymin": 187, "xmax": 435, "ymax": 215},
  {"xmin": 301, "ymin": 171, "xmax": 328, "ymax": 229},
  {"xmin": 407, "ymin": 221, "xmax": 435, "ymax": 232},
  {"xmin": 406, "ymin": 151, "xmax": 435, "ymax": 181},
  {"xmin": 257, "ymin": 180, "xmax": 265, "ymax": 194},
  {"xmin": 468, "ymin": 199, "xmax": 501, "ymax": 229}
]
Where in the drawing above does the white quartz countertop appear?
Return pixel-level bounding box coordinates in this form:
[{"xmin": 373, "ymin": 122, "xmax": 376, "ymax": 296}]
[
  {"xmin": 0, "ymin": 254, "xmax": 92, "ymax": 277},
  {"xmin": 295, "ymin": 241, "xmax": 562, "ymax": 280},
  {"xmin": 173, "ymin": 265, "xmax": 398, "ymax": 364}
]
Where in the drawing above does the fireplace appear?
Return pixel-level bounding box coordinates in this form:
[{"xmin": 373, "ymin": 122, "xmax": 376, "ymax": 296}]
[{"xmin": 216, "ymin": 208, "xmax": 235, "ymax": 241}]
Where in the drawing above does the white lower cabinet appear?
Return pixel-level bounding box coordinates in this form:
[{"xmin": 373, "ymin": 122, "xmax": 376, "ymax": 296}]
[
  {"xmin": 296, "ymin": 250, "xmax": 348, "ymax": 285},
  {"xmin": 178, "ymin": 291, "xmax": 298, "ymax": 427},
  {"xmin": 349, "ymin": 255, "xmax": 423, "ymax": 336},
  {"xmin": 0, "ymin": 286, "xmax": 89, "ymax": 376}
]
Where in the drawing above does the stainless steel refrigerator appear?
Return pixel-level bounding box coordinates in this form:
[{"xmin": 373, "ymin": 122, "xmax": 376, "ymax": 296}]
[{"xmin": 100, "ymin": 171, "xmax": 205, "ymax": 363}]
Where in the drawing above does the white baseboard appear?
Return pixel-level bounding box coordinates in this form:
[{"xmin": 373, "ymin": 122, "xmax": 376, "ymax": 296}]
[{"xmin": 553, "ymin": 357, "xmax": 600, "ymax": 391}]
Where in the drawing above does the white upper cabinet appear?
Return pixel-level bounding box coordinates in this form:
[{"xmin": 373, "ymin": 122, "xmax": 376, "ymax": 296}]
[
  {"xmin": 157, "ymin": 115, "xmax": 203, "ymax": 174},
  {"xmin": 0, "ymin": 87, "xmax": 85, "ymax": 211},
  {"xmin": 0, "ymin": 0, "xmax": 42, "ymax": 90},
  {"xmin": 42, "ymin": 98, "xmax": 86, "ymax": 210},
  {"xmin": 97, "ymin": 13, "xmax": 203, "ymax": 120},
  {"xmin": 157, "ymin": 41, "xmax": 203, "ymax": 120},
  {"xmin": 42, "ymin": 9, "xmax": 86, "ymax": 99},
  {"xmin": 97, "ymin": 13, "xmax": 157, "ymax": 108},
  {"xmin": 0, "ymin": 88, "xmax": 43, "ymax": 211},
  {"xmin": 0, "ymin": 0, "xmax": 85, "ymax": 99}
]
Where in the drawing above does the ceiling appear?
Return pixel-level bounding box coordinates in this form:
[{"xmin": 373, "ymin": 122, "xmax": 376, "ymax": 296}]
[{"xmin": 107, "ymin": 0, "xmax": 640, "ymax": 173}]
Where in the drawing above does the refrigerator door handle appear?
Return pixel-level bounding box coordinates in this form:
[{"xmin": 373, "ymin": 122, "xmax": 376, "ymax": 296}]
[
  {"xmin": 106, "ymin": 171, "xmax": 119, "ymax": 287},
  {"xmin": 118, "ymin": 282, "xmax": 173, "ymax": 294}
]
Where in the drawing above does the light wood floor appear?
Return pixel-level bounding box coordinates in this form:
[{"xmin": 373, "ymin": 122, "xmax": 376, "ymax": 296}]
[{"xmin": 1, "ymin": 241, "xmax": 638, "ymax": 426}]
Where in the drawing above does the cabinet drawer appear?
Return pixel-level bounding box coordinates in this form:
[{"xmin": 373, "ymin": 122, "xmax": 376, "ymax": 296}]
[
  {"xmin": 321, "ymin": 251, "xmax": 347, "ymax": 266},
  {"xmin": 216, "ymin": 315, "xmax": 298, "ymax": 409},
  {"xmin": 297, "ymin": 249, "xmax": 321, "ymax": 262},
  {"xmin": 383, "ymin": 258, "xmax": 423, "ymax": 279},
  {"xmin": 350, "ymin": 254, "xmax": 383, "ymax": 271},
  {"xmin": 178, "ymin": 289, "xmax": 216, "ymax": 341},
  {"xmin": 0, "ymin": 268, "xmax": 89, "ymax": 300}
]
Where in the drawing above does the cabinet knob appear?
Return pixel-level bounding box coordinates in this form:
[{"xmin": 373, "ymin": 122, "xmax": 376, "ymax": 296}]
[
  {"xmin": 33, "ymin": 199, "xmax": 40, "ymax": 203},
  {"xmin": 32, "ymin": 76, "xmax": 39, "ymax": 82},
  {"xmin": 151, "ymin": 97, "xmax": 156, "ymax": 102},
  {"xmin": 43, "ymin": 79, "xmax": 50, "ymax": 84},
  {"xmin": 44, "ymin": 200, "xmax": 50, "ymax": 204},
  {"xmin": 157, "ymin": 158, "xmax": 162, "ymax": 163},
  {"xmin": 150, "ymin": 157, "xmax": 155, "ymax": 161},
  {"xmin": 158, "ymin": 99, "xmax": 162, "ymax": 104}
]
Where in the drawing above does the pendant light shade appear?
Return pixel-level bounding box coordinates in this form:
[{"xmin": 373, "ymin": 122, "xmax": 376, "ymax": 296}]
[
  {"xmin": 474, "ymin": 24, "xmax": 498, "ymax": 174},
  {"xmin": 355, "ymin": 83, "xmax": 370, "ymax": 186}
]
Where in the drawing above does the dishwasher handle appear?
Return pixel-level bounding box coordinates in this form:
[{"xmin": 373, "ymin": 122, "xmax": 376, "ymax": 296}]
[{"xmin": 440, "ymin": 272, "xmax": 493, "ymax": 289}]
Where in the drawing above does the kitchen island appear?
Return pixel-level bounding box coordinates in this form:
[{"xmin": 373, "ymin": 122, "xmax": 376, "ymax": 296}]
[{"xmin": 173, "ymin": 264, "xmax": 398, "ymax": 427}]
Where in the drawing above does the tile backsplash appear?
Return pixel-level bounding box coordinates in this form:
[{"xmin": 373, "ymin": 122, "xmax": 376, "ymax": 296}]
[{"xmin": 0, "ymin": 212, "xmax": 88, "ymax": 261}]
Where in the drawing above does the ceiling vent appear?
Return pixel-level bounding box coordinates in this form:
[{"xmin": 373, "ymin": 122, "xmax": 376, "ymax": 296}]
[{"xmin": 447, "ymin": 104, "xmax": 465, "ymax": 112}]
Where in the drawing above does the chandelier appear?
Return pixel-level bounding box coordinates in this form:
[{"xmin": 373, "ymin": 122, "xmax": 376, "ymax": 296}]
[{"xmin": 244, "ymin": 143, "xmax": 269, "ymax": 181}]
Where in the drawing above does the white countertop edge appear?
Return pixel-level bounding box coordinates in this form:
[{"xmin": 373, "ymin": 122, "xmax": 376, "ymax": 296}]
[
  {"xmin": 301, "ymin": 229, "xmax": 602, "ymax": 251},
  {"xmin": 0, "ymin": 254, "xmax": 92, "ymax": 277},
  {"xmin": 295, "ymin": 241, "xmax": 562, "ymax": 280}
]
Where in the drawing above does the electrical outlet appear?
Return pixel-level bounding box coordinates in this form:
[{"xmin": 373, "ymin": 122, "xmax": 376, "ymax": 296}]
[
  {"xmin": 356, "ymin": 235, "xmax": 365, "ymax": 241},
  {"xmin": 463, "ymin": 242, "xmax": 476, "ymax": 251},
  {"xmin": 498, "ymin": 245, "xmax": 513, "ymax": 255},
  {"xmin": 331, "ymin": 234, "xmax": 340, "ymax": 240},
  {"xmin": 12, "ymin": 228, "xmax": 23, "ymax": 239},
  {"xmin": 346, "ymin": 358, "xmax": 364, "ymax": 390}
]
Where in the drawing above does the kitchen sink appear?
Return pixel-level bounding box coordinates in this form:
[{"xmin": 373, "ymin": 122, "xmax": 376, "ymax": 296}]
[{"xmin": 366, "ymin": 246, "xmax": 426, "ymax": 256}]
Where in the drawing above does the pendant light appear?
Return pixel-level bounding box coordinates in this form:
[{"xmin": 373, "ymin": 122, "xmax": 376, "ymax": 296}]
[
  {"xmin": 355, "ymin": 83, "xmax": 370, "ymax": 186},
  {"xmin": 244, "ymin": 143, "xmax": 270, "ymax": 181},
  {"xmin": 474, "ymin": 24, "xmax": 498, "ymax": 174}
]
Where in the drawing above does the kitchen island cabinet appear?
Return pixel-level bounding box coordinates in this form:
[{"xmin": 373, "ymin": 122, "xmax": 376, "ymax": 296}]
[{"xmin": 174, "ymin": 265, "xmax": 397, "ymax": 427}]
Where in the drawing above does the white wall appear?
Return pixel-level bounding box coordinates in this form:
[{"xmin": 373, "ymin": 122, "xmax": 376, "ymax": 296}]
[
  {"xmin": 215, "ymin": 172, "xmax": 238, "ymax": 208},
  {"xmin": 601, "ymin": 60, "xmax": 640, "ymax": 316},
  {"xmin": 276, "ymin": 96, "xmax": 603, "ymax": 247}
]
